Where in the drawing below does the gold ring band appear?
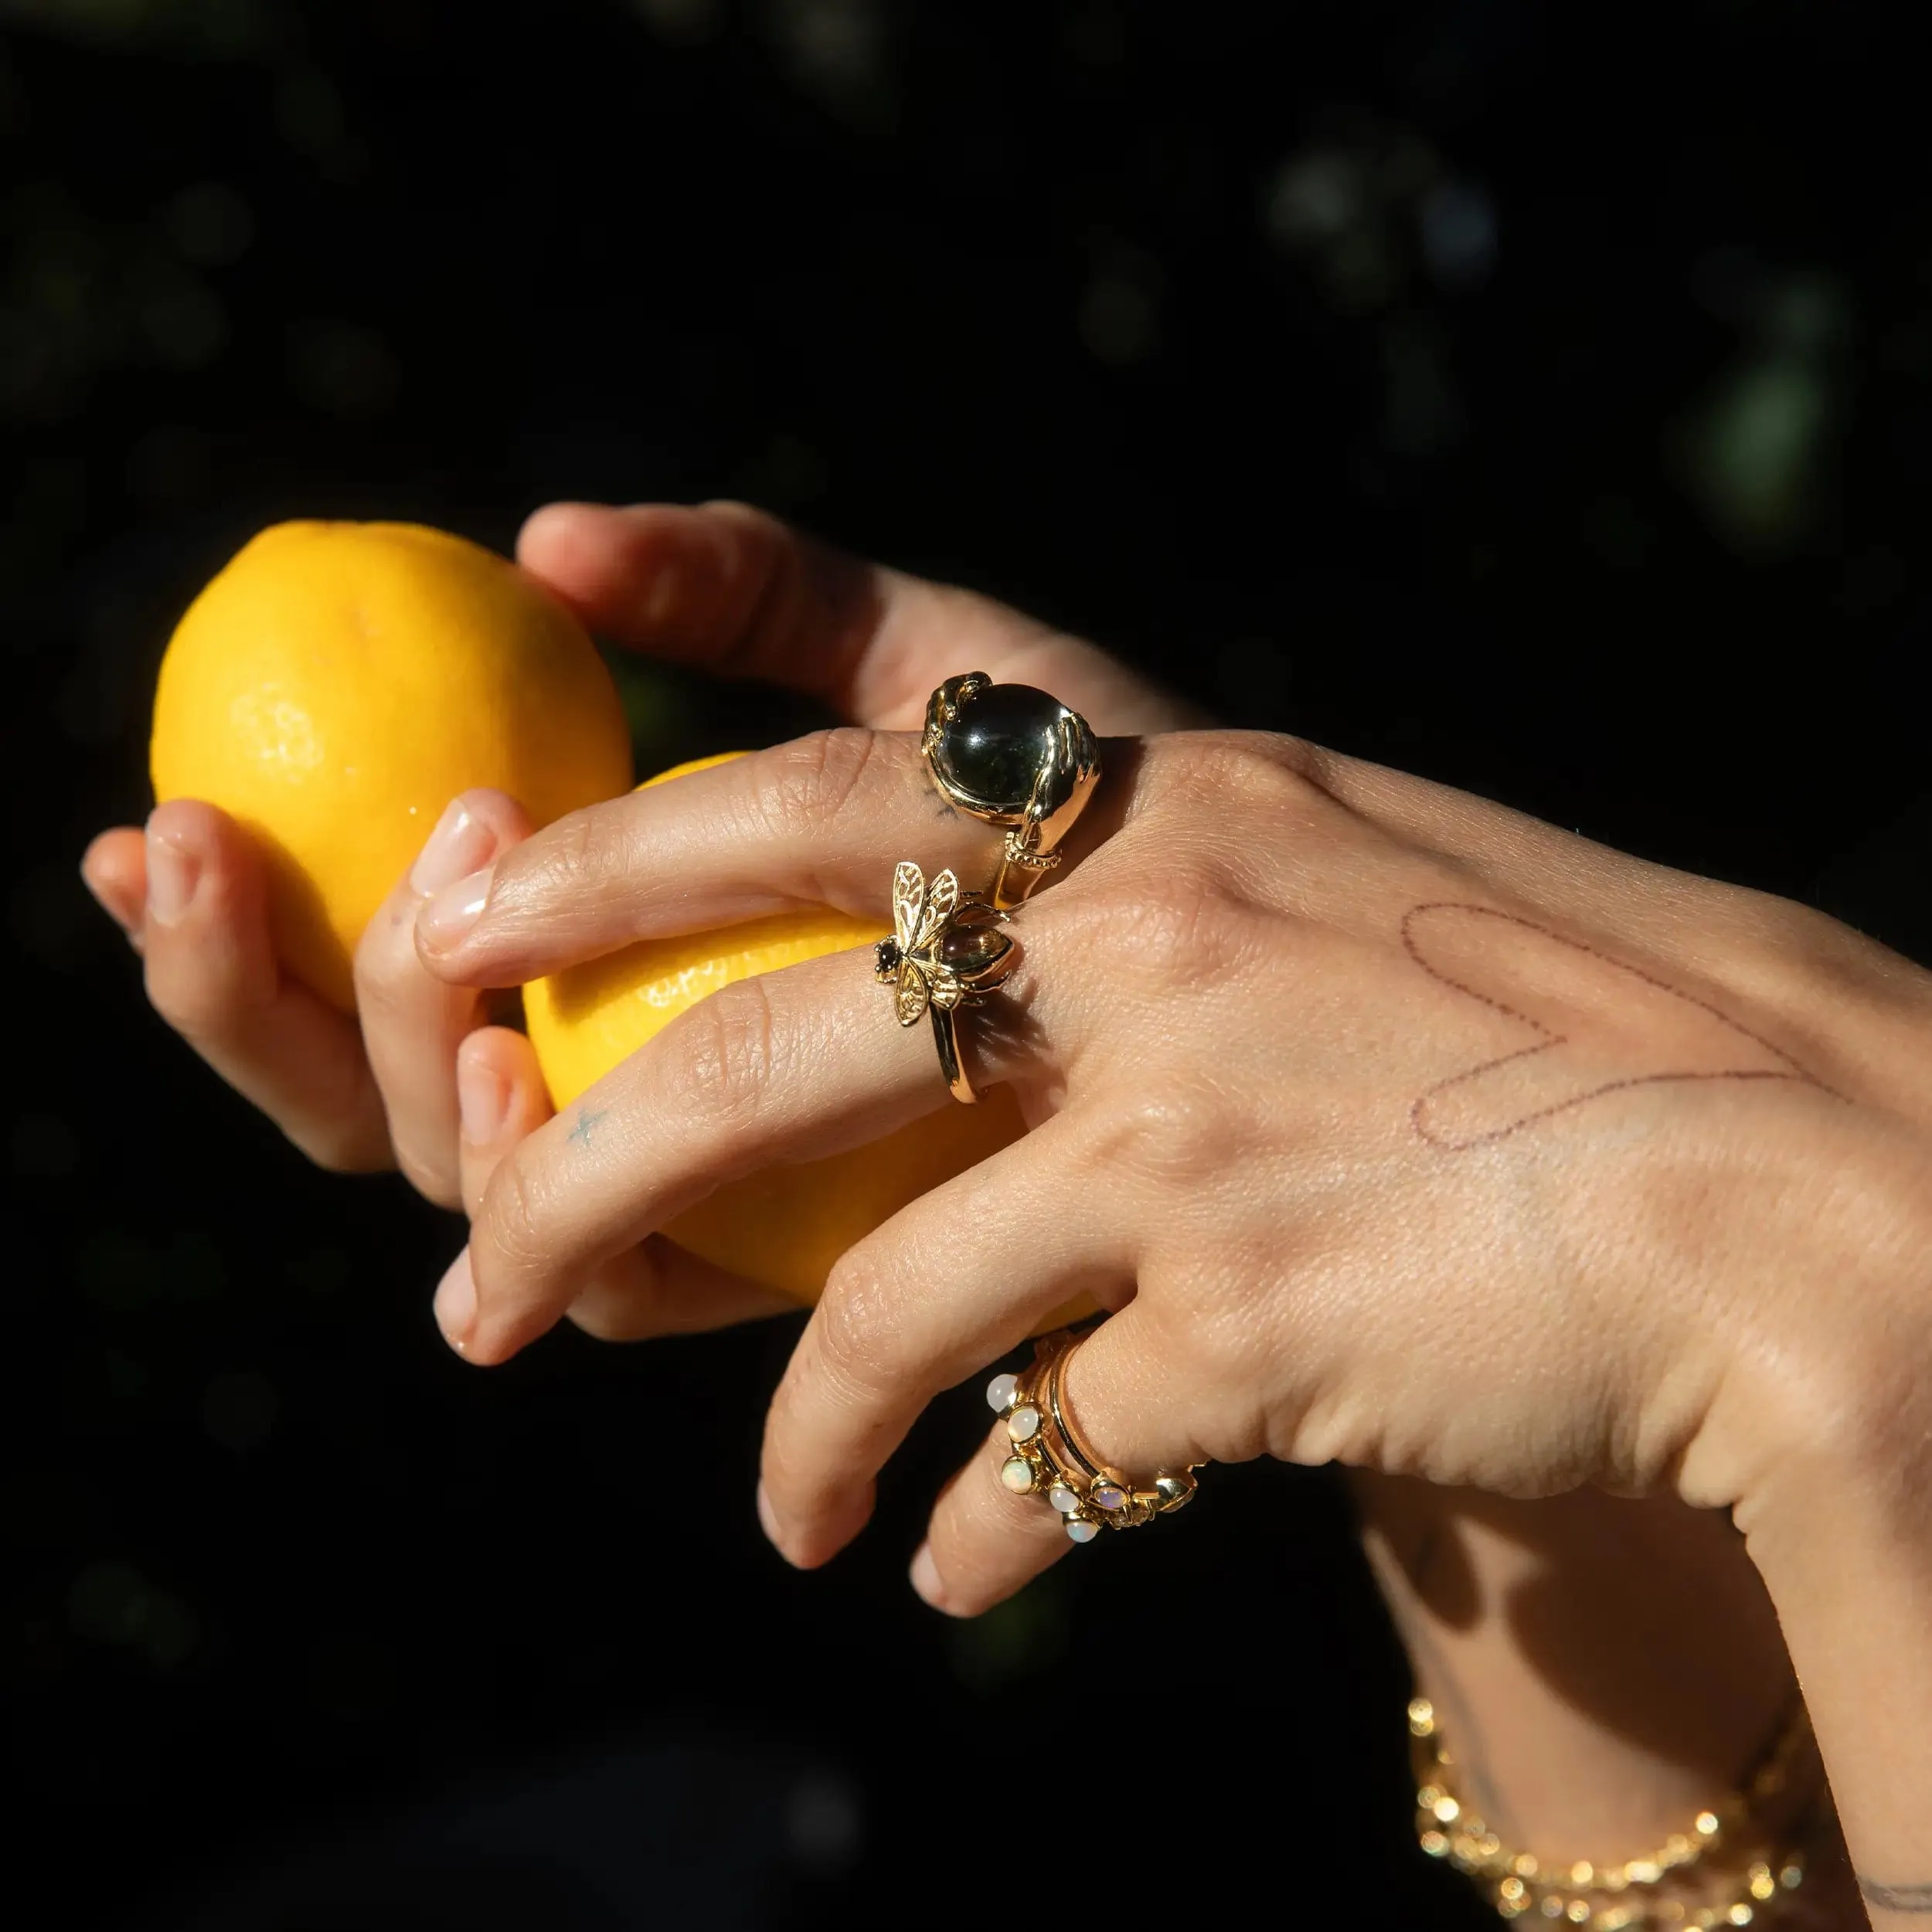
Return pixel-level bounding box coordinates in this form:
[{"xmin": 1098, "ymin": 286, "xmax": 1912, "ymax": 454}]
[
  {"xmin": 988, "ymin": 1328, "xmax": 1199, "ymax": 1541},
  {"xmin": 875, "ymin": 860, "xmax": 1015, "ymax": 1104},
  {"xmin": 921, "ymin": 673, "xmax": 1101, "ymax": 910}
]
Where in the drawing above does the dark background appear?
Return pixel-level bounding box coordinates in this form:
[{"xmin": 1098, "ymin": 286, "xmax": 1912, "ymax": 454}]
[{"xmin": 5, "ymin": 2, "xmax": 1928, "ymax": 1927}]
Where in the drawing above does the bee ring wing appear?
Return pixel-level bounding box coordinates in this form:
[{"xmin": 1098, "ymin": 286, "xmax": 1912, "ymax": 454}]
[
  {"xmin": 895, "ymin": 959, "xmax": 932, "ymax": 1026},
  {"xmin": 913, "ymin": 867, "xmax": 960, "ymax": 950},
  {"xmin": 892, "ymin": 862, "xmax": 926, "ymax": 952}
]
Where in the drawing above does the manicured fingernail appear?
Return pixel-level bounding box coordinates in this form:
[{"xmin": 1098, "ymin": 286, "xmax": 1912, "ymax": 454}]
[
  {"xmin": 434, "ymin": 1249, "xmax": 478, "ymax": 1355},
  {"xmin": 144, "ymin": 825, "xmax": 199, "ymax": 926},
  {"xmin": 417, "ymin": 867, "xmax": 492, "ymax": 951},
  {"xmin": 756, "ymin": 1481, "xmax": 787, "ymax": 1551},
  {"xmin": 457, "ymin": 1054, "xmax": 510, "ymax": 1145},
  {"xmin": 909, "ymin": 1542, "xmax": 947, "ymax": 1611},
  {"xmin": 80, "ymin": 859, "xmax": 137, "ymax": 937},
  {"xmin": 409, "ymin": 797, "xmax": 496, "ymax": 896}
]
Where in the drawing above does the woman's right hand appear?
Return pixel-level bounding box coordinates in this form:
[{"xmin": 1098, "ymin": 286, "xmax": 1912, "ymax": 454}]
[{"xmin": 80, "ymin": 500, "xmax": 1202, "ymax": 1218}]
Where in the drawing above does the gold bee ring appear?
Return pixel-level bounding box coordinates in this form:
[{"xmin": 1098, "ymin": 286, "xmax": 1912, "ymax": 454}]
[
  {"xmin": 988, "ymin": 1328, "xmax": 1201, "ymax": 1541},
  {"xmin": 874, "ymin": 861, "xmax": 1016, "ymax": 1104},
  {"xmin": 921, "ymin": 673, "xmax": 1101, "ymax": 910}
]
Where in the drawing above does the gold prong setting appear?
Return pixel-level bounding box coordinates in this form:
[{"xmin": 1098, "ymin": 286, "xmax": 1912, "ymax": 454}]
[
  {"xmin": 984, "ymin": 1333, "xmax": 1200, "ymax": 1544},
  {"xmin": 921, "ymin": 672, "xmax": 1101, "ymax": 911}
]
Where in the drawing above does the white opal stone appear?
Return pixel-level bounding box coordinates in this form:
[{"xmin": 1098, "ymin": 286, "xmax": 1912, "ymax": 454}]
[
  {"xmin": 1000, "ymin": 1455, "xmax": 1035, "ymax": 1493},
  {"xmin": 1091, "ymin": 1481, "xmax": 1127, "ymax": 1512},
  {"xmin": 985, "ymin": 1372, "xmax": 1018, "ymax": 1413},
  {"xmin": 1007, "ymin": 1405, "xmax": 1040, "ymax": 1443},
  {"xmin": 1047, "ymin": 1484, "xmax": 1080, "ymax": 1515},
  {"xmin": 1064, "ymin": 1518, "xmax": 1099, "ymax": 1544}
]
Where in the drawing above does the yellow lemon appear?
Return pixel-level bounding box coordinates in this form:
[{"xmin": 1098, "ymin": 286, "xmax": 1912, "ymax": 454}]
[
  {"xmin": 524, "ymin": 753, "xmax": 1030, "ymax": 1304},
  {"xmin": 151, "ymin": 520, "xmax": 634, "ymax": 1010}
]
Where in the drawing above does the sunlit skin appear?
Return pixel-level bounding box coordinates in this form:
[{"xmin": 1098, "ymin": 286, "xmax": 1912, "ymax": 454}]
[{"xmin": 84, "ymin": 503, "xmax": 1932, "ymax": 1916}]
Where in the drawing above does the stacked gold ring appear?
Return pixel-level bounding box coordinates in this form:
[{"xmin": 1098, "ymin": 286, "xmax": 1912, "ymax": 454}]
[{"xmin": 987, "ymin": 1329, "xmax": 1199, "ymax": 1542}]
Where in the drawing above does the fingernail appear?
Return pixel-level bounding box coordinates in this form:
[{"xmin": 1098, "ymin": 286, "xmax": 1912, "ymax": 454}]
[
  {"xmin": 756, "ymin": 1480, "xmax": 787, "ymax": 1552},
  {"xmin": 909, "ymin": 1542, "xmax": 948, "ymax": 1611},
  {"xmin": 417, "ymin": 867, "xmax": 492, "ymax": 952},
  {"xmin": 434, "ymin": 1249, "xmax": 478, "ymax": 1355},
  {"xmin": 409, "ymin": 797, "xmax": 496, "ymax": 897},
  {"xmin": 144, "ymin": 825, "xmax": 199, "ymax": 926},
  {"xmin": 80, "ymin": 859, "xmax": 136, "ymax": 937},
  {"xmin": 457, "ymin": 1054, "xmax": 510, "ymax": 1145}
]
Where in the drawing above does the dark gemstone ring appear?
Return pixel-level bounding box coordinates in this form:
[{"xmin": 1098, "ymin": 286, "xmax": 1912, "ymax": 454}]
[{"xmin": 920, "ymin": 674, "xmax": 1102, "ymax": 910}]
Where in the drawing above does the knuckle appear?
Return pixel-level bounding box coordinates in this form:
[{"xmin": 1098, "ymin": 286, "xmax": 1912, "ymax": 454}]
[
  {"xmin": 475, "ymin": 1152, "xmax": 552, "ymax": 1287},
  {"xmin": 1087, "ymin": 1075, "xmax": 1243, "ymax": 1188},
  {"xmin": 1163, "ymin": 730, "xmax": 1330, "ymax": 821},
  {"xmin": 808, "ymin": 1260, "xmax": 901, "ymax": 1404},
  {"xmin": 661, "ymin": 978, "xmax": 780, "ymax": 1131},
  {"xmin": 752, "ymin": 728, "xmax": 879, "ymax": 841},
  {"xmin": 1099, "ymin": 870, "xmax": 1255, "ymax": 994},
  {"xmin": 523, "ymin": 803, "xmax": 633, "ymax": 903}
]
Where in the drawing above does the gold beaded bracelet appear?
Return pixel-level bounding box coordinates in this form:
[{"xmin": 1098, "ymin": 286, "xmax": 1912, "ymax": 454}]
[{"xmin": 1408, "ymin": 1695, "xmax": 1821, "ymax": 1929}]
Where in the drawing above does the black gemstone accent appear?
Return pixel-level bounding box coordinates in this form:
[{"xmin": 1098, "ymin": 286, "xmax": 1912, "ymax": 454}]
[
  {"xmin": 874, "ymin": 939, "xmax": 901, "ymax": 973},
  {"xmin": 931, "ymin": 682, "xmax": 1074, "ymax": 815}
]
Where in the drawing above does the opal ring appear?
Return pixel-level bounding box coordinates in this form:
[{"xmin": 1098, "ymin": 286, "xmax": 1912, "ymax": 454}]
[
  {"xmin": 875, "ymin": 860, "xmax": 1016, "ymax": 1105},
  {"xmin": 921, "ymin": 674, "xmax": 1101, "ymax": 911},
  {"xmin": 988, "ymin": 1328, "xmax": 1200, "ymax": 1542}
]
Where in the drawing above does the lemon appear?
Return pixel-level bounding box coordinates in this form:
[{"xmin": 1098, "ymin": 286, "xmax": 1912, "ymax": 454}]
[
  {"xmin": 524, "ymin": 754, "xmax": 1031, "ymax": 1304},
  {"xmin": 151, "ymin": 520, "xmax": 634, "ymax": 1010}
]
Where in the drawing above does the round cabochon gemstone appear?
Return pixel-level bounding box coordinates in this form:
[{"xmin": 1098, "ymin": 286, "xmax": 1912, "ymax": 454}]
[
  {"xmin": 932, "ymin": 683, "xmax": 1076, "ymax": 816},
  {"xmin": 1007, "ymin": 1405, "xmax": 1042, "ymax": 1443},
  {"xmin": 1064, "ymin": 1518, "xmax": 1100, "ymax": 1544},
  {"xmin": 938, "ymin": 922, "xmax": 1013, "ymax": 975},
  {"xmin": 1000, "ymin": 1456, "xmax": 1036, "ymax": 1493},
  {"xmin": 985, "ymin": 1372, "xmax": 1019, "ymax": 1413}
]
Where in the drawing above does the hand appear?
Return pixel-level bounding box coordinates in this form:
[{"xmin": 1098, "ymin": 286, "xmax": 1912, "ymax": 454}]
[
  {"xmin": 80, "ymin": 501, "xmax": 1202, "ymax": 1220},
  {"xmin": 416, "ymin": 723, "xmax": 1932, "ymax": 1617}
]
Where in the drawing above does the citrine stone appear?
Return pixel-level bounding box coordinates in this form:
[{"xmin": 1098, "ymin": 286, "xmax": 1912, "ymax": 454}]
[{"xmin": 930, "ymin": 682, "xmax": 1076, "ymax": 815}]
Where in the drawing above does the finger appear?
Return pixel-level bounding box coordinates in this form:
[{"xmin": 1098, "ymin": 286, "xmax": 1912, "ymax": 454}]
[
  {"xmin": 81, "ymin": 828, "xmax": 149, "ymax": 951},
  {"xmin": 413, "ymin": 730, "xmax": 937, "ymax": 982},
  {"xmin": 454, "ymin": 1025, "xmax": 554, "ymax": 1220},
  {"xmin": 757, "ymin": 1117, "xmax": 1134, "ymax": 1568},
  {"xmin": 437, "ymin": 1026, "xmax": 791, "ymax": 1352},
  {"xmin": 138, "ymin": 801, "xmax": 392, "ymax": 1173},
  {"xmin": 355, "ymin": 790, "xmax": 532, "ymax": 1208},
  {"xmin": 518, "ymin": 500, "xmax": 1201, "ymax": 734},
  {"xmin": 451, "ymin": 920, "xmax": 1070, "ymax": 1366},
  {"xmin": 915, "ymin": 1308, "xmax": 1203, "ymax": 1618},
  {"xmin": 415, "ymin": 723, "xmax": 1141, "ymax": 988},
  {"xmin": 909, "ymin": 1414, "xmax": 1077, "ymax": 1617}
]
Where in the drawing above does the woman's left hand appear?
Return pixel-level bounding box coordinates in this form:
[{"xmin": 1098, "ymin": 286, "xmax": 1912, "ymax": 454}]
[{"xmin": 414, "ymin": 723, "xmax": 1932, "ymax": 1617}]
